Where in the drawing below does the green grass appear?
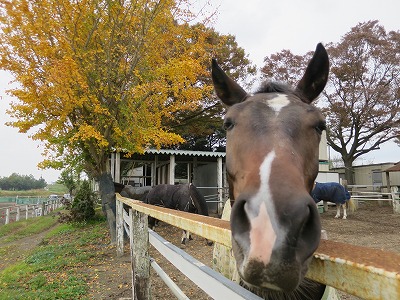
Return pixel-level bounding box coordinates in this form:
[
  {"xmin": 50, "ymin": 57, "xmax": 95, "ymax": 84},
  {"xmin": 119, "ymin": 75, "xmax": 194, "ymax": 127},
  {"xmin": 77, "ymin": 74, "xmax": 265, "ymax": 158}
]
[
  {"xmin": 0, "ymin": 262, "xmax": 88, "ymax": 299},
  {"xmin": 0, "ymin": 214, "xmax": 59, "ymax": 241},
  {"xmin": 0, "ymin": 183, "xmax": 68, "ymax": 197},
  {"xmin": 0, "ymin": 214, "xmax": 108, "ymax": 299},
  {"xmin": 47, "ymin": 183, "xmax": 69, "ymax": 194}
]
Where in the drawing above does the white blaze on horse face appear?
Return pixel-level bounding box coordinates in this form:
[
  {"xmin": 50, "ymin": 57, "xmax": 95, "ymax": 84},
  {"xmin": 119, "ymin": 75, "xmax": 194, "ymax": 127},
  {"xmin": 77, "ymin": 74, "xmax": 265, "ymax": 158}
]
[
  {"xmin": 265, "ymin": 95, "xmax": 290, "ymax": 114},
  {"xmin": 245, "ymin": 150, "xmax": 278, "ymax": 264}
]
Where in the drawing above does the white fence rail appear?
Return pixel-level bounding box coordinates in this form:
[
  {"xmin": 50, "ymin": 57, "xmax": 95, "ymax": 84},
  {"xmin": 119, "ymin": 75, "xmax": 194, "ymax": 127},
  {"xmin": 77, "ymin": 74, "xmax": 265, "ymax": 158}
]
[
  {"xmin": 116, "ymin": 198, "xmax": 261, "ymax": 299},
  {"xmin": 116, "ymin": 194, "xmax": 400, "ymax": 300},
  {"xmin": 0, "ymin": 199, "xmax": 63, "ymax": 225},
  {"xmin": 349, "ymin": 187, "xmax": 400, "ymax": 213}
]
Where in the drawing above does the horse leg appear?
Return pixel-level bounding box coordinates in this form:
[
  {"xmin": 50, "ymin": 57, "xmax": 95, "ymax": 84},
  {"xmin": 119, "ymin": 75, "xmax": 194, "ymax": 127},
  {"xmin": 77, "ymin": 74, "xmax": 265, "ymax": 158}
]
[
  {"xmin": 323, "ymin": 200, "xmax": 328, "ymax": 212},
  {"xmin": 181, "ymin": 230, "xmax": 189, "ymax": 245},
  {"xmin": 342, "ymin": 204, "xmax": 347, "ymax": 219},
  {"xmin": 148, "ymin": 216, "xmax": 157, "ymax": 230},
  {"xmin": 334, "ymin": 204, "xmax": 340, "ymax": 218}
]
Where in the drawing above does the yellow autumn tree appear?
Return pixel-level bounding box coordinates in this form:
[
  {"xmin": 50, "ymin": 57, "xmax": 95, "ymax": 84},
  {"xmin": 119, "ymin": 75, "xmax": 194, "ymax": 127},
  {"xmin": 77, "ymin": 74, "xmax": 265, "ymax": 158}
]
[{"xmin": 0, "ymin": 0, "xmax": 219, "ymax": 238}]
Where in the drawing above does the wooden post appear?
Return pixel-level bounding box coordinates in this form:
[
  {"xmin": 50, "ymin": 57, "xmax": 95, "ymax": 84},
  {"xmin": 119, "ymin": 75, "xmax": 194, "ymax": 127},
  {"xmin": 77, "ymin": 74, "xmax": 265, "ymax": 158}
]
[
  {"xmin": 16, "ymin": 207, "xmax": 20, "ymax": 222},
  {"xmin": 42, "ymin": 202, "xmax": 46, "ymax": 215},
  {"xmin": 116, "ymin": 198, "xmax": 124, "ymax": 256},
  {"xmin": 217, "ymin": 157, "xmax": 223, "ymax": 214},
  {"xmin": 386, "ymin": 171, "xmax": 391, "ymax": 193},
  {"xmin": 391, "ymin": 186, "xmax": 400, "ymax": 214},
  {"xmin": 187, "ymin": 162, "xmax": 191, "ymax": 183},
  {"xmin": 152, "ymin": 157, "xmax": 157, "ymax": 186},
  {"xmin": 169, "ymin": 155, "xmax": 175, "ymax": 185},
  {"xmin": 115, "ymin": 152, "xmax": 121, "ymax": 183},
  {"xmin": 25, "ymin": 205, "xmax": 29, "ymax": 219},
  {"xmin": 130, "ymin": 208, "xmax": 150, "ymax": 300},
  {"xmin": 110, "ymin": 152, "xmax": 115, "ymax": 181},
  {"xmin": 5, "ymin": 208, "xmax": 10, "ymax": 224}
]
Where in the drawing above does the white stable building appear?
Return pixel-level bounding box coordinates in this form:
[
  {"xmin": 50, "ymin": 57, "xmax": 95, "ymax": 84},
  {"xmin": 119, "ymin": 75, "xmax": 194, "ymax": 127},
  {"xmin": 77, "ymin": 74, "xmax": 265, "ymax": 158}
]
[
  {"xmin": 109, "ymin": 149, "xmax": 226, "ymax": 212},
  {"xmin": 108, "ymin": 131, "xmax": 335, "ymax": 212}
]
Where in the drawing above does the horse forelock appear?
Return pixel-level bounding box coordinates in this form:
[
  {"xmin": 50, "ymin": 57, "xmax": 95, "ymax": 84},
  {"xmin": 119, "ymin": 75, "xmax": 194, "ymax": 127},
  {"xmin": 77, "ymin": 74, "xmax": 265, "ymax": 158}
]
[{"xmin": 256, "ymin": 81, "xmax": 294, "ymax": 95}]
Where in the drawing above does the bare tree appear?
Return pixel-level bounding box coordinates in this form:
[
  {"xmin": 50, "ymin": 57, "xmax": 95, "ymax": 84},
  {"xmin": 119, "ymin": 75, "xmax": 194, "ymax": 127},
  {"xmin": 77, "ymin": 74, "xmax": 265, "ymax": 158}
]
[
  {"xmin": 323, "ymin": 21, "xmax": 400, "ymax": 183},
  {"xmin": 261, "ymin": 21, "xmax": 400, "ymax": 184}
]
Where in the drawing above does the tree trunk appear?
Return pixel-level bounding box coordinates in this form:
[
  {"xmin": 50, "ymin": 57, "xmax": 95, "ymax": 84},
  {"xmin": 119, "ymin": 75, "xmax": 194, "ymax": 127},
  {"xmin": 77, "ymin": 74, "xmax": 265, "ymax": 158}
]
[
  {"xmin": 98, "ymin": 172, "xmax": 117, "ymax": 243},
  {"xmin": 343, "ymin": 159, "xmax": 355, "ymax": 185}
]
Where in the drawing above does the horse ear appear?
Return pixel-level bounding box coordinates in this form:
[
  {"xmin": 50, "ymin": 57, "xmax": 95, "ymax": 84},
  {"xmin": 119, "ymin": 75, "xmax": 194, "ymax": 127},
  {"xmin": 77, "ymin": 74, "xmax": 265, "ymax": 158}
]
[
  {"xmin": 295, "ymin": 43, "xmax": 329, "ymax": 104},
  {"xmin": 212, "ymin": 59, "xmax": 248, "ymax": 106}
]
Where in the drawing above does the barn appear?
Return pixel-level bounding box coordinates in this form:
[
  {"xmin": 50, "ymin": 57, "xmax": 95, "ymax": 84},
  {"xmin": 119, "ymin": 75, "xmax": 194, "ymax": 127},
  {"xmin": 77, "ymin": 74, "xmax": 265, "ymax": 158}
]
[
  {"xmin": 109, "ymin": 149, "xmax": 226, "ymax": 212},
  {"xmin": 331, "ymin": 162, "xmax": 400, "ymax": 192},
  {"xmin": 108, "ymin": 132, "xmax": 336, "ymax": 212}
]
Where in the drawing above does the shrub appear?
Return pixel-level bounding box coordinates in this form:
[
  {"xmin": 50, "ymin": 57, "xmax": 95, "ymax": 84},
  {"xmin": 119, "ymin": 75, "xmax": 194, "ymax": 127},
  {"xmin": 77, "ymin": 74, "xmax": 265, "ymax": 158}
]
[{"xmin": 59, "ymin": 180, "xmax": 95, "ymax": 223}]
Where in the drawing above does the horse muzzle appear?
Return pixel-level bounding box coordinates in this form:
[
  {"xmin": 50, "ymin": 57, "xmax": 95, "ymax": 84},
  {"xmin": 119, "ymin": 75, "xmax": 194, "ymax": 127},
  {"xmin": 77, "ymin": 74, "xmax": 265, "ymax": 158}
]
[{"xmin": 230, "ymin": 194, "xmax": 321, "ymax": 292}]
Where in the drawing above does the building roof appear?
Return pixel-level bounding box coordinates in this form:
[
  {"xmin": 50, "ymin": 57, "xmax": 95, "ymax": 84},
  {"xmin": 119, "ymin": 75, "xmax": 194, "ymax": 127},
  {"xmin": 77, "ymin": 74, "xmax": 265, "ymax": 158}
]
[
  {"xmin": 331, "ymin": 162, "xmax": 398, "ymax": 171},
  {"xmin": 384, "ymin": 162, "xmax": 400, "ymax": 172},
  {"xmin": 144, "ymin": 148, "xmax": 226, "ymax": 158}
]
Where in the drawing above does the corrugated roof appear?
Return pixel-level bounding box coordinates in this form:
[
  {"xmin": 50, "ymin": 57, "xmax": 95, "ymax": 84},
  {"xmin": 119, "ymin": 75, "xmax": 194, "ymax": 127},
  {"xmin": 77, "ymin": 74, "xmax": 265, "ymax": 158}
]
[
  {"xmin": 145, "ymin": 148, "xmax": 226, "ymax": 158},
  {"xmin": 384, "ymin": 162, "xmax": 400, "ymax": 172}
]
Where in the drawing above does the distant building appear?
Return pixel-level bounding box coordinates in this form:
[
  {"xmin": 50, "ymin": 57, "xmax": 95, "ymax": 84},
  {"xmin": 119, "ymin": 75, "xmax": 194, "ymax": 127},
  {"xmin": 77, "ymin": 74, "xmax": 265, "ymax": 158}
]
[
  {"xmin": 316, "ymin": 132, "xmax": 339, "ymax": 182},
  {"xmin": 331, "ymin": 162, "xmax": 400, "ymax": 192}
]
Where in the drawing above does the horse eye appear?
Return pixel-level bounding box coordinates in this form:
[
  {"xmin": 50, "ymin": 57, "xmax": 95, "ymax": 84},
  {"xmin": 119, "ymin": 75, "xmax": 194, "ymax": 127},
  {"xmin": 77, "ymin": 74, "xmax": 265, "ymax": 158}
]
[
  {"xmin": 314, "ymin": 121, "xmax": 326, "ymax": 135},
  {"xmin": 223, "ymin": 118, "xmax": 235, "ymax": 130}
]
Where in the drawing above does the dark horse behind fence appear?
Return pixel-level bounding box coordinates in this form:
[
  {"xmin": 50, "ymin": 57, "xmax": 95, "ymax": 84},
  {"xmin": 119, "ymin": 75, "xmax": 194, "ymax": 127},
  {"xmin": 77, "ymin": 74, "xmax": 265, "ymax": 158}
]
[
  {"xmin": 144, "ymin": 183, "xmax": 211, "ymax": 245},
  {"xmin": 212, "ymin": 43, "xmax": 329, "ymax": 299}
]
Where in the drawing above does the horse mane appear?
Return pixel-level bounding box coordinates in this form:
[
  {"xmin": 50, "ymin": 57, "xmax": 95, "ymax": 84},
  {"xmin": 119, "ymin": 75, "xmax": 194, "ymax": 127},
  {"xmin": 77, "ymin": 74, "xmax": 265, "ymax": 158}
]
[
  {"xmin": 113, "ymin": 181, "xmax": 125, "ymax": 193},
  {"xmin": 188, "ymin": 183, "xmax": 209, "ymax": 216},
  {"xmin": 255, "ymin": 81, "xmax": 294, "ymax": 95}
]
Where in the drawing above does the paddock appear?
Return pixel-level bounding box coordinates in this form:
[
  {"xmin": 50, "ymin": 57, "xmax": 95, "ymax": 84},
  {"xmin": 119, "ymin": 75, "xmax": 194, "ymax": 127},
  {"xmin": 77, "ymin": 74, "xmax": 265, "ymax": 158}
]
[
  {"xmin": 0, "ymin": 199, "xmax": 63, "ymax": 225},
  {"xmin": 115, "ymin": 194, "xmax": 400, "ymax": 300}
]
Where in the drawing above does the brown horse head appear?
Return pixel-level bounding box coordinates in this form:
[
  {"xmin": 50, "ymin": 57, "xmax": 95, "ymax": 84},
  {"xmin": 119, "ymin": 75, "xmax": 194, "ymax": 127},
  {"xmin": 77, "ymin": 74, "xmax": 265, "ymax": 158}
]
[{"xmin": 212, "ymin": 44, "xmax": 329, "ymax": 292}]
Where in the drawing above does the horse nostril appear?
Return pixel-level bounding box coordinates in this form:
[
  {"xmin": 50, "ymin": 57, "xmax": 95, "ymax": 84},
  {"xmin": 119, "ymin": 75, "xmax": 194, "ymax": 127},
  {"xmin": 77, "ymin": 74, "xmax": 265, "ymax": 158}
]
[
  {"xmin": 230, "ymin": 198, "xmax": 252, "ymax": 248},
  {"xmin": 295, "ymin": 200, "xmax": 321, "ymax": 262}
]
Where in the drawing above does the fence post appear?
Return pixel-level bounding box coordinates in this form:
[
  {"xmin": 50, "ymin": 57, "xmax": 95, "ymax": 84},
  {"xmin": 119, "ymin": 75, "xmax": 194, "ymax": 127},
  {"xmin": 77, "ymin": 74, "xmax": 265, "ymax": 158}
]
[
  {"xmin": 391, "ymin": 186, "xmax": 400, "ymax": 214},
  {"xmin": 131, "ymin": 208, "xmax": 150, "ymax": 300},
  {"xmin": 16, "ymin": 207, "xmax": 20, "ymax": 222},
  {"xmin": 25, "ymin": 205, "xmax": 29, "ymax": 219},
  {"xmin": 217, "ymin": 157, "xmax": 223, "ymax": 214},
  {"xmin": 5, "ymin": 208, "xmax": 10, "ymax": 224},
  {"xmin": 116, "ymin": 199, "xmax": 124, "ymax": 257}
]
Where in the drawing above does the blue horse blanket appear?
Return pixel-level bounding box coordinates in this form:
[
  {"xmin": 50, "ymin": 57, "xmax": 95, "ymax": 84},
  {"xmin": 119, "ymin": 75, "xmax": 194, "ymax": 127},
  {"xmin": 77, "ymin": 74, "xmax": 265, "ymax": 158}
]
[{"xmin": 311, "ymin": 182, "xmax": 351, "ymax": 205}]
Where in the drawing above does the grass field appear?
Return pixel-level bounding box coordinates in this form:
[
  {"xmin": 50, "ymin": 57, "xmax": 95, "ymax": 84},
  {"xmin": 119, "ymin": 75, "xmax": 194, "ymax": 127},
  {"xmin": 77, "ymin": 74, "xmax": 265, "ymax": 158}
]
[
  {"xmin": 0, "ymin": 183, "xmax": 68, "ymax": 198},
  {"xmin": 0, "ymin": 212, "xmax": 109, "ymax": 299}
]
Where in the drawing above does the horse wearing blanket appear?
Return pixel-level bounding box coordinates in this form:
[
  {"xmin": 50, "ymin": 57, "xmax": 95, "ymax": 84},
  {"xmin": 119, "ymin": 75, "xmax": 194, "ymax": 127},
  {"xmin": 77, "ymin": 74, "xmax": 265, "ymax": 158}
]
[
  {"xmin": 212, "ymin": 43, "xmax": 329, "ymax": 298},
  {"xmin": 311, "ymin": 182, "xmax": 355, "ymax": 219}
]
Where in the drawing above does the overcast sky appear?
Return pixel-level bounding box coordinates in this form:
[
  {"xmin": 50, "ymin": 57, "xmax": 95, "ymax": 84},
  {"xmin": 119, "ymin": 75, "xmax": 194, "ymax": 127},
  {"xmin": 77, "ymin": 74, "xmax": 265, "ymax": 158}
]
[{"xmin": 0, "ymin": 0, "xmax": 399, "ymax": 183}]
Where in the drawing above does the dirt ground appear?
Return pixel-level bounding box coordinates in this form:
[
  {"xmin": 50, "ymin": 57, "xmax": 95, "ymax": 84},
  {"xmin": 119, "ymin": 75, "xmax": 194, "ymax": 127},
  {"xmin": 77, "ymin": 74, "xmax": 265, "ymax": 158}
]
[
  {"xmin": 2, "ymin": 201, "xmax": 400, "ymax": 299},
  {"xmin": 91, "ymin": 201, "xmax": 400, "ymax": 300}
]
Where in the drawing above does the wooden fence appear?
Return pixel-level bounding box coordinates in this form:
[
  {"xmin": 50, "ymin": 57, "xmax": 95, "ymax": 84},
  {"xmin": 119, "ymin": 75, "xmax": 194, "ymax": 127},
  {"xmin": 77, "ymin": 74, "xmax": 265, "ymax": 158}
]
[
  {"xmin": 349, "ymin": 187, "xmax": 400, "ymax": 212},
  {"xmin": 0, "ymin": 199, "xmax": 63, "ymax": 225},
  {"xmin": 116, "ymin": 194, "xmax": 400, "ymax": 300}
]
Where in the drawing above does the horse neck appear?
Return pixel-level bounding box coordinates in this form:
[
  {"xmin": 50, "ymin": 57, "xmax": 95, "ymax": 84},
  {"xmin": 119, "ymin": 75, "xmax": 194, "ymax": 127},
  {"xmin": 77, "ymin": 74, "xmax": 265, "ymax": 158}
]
[{"xmin": 189, "ymin": 185, "xmax": 209, "ymax": 216}]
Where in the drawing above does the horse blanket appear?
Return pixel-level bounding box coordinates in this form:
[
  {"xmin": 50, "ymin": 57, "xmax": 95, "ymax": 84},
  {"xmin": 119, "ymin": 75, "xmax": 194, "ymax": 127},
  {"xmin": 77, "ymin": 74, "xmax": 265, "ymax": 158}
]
[{"xmin": 311, "ymin": 182, "xmax": 351, "ymax": 205}]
